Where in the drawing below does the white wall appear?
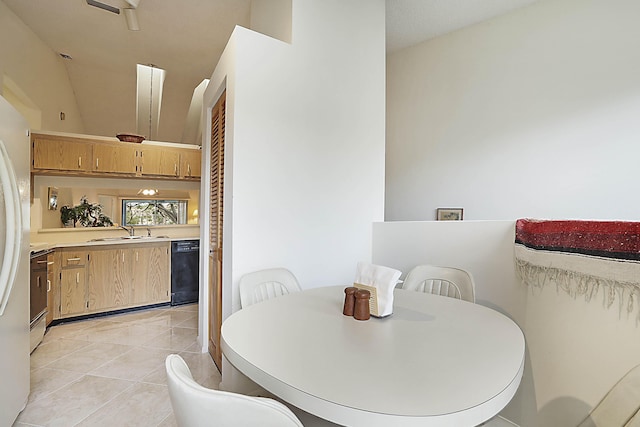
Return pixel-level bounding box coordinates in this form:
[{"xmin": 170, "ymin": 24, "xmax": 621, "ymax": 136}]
[
  {"xmin": 385, "ymin": 0, "xmax": 640, "ymax": 222},
  {"xmin": 232, "ymin": 0, "xmax": 385, "ymax": 298},
  {"xmin": 384, "ymin": 1, "xmax": 640, "ymax": 424},
  {"xmin": 373, "ymin": 220, "xmax": 640, "ymax": 427},
  {"xmin": 372, "ymin": 221, "xmax": 525, "ymax": 320},
  {"xmin": 0, "ymin": 1, "xmax": 84, "ymax": 133},
  {"xmin": 203, "ymin": 0, "xmax": 385, "ymax": 317}
]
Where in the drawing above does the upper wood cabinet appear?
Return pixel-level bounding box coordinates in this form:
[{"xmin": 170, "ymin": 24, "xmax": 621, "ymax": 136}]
[
  {"xmin": 92, "ymin": 142, "xmax": 139, "ymax": 174},
  {"xmin": 32, "ymin": 135, "xmax": 91, "ymax": 172},
  {"xmin": 140, "ymin": 145, "xmax": 181, "ymax": 178},
  {"xmin": 180, "ymin": 149, "xmax": 201, "ymax": 178},
  {"xmin": 30, "ymin": 132, "xmax": 201, "ymax": 181}
]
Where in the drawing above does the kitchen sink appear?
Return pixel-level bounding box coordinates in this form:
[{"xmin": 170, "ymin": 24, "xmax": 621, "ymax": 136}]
[{"xmin": 89, "ymin": 235, "xmax": 170, "ymax": 242}]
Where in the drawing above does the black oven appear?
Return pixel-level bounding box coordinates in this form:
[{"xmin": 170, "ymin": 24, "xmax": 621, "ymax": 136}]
[{"xmin": 30, "ymin": 250, "xmax": 51, "ymax": 326}]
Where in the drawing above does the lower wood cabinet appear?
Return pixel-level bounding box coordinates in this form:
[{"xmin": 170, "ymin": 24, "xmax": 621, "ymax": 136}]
[
  {"xmin": 130, "ymin": 245, "xmax": 170, "ymax": 304},
  {"xmin": 52, "ymin": 242, "xmax": 170, "ymax": 320},
  {"xmin": 88, "ymin": 247, "xmax": 130, "ymax": 312},
  {"xmin": 57, "ymin": 249, "xmax": 88, "ymax": 318}
]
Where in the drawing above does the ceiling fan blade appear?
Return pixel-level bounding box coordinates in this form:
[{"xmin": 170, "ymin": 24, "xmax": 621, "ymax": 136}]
[{"xmin": 86, "ymin": 0, "xmax": 120, "ymax": 15}]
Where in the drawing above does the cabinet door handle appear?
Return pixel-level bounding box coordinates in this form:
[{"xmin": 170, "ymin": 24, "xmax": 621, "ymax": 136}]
[
  {"xmin": 47, "ymin": 279, "xmax": 51, "ymax": 292},
  {"xmin": 67, "ymin": 257, "xmax": 81, "ymax": 262},
  {"xmin": 37, "ymin": 260, "xmax": 54, "ymax": 265},
  {"xmin": 96, "ymin": 158, "xmax": 99, "ymax": 169},
  {"xmin": 76, "ymin": 272, "xmax": 80, "ymax": 283},
  {"xmin": 78, "ymin": 157, "xmax": 82, "ymax": 168},
  {"xmin": 136, "ymin": 251, "xmax": 139, "ymax": 262},
  {"xmin": 187, "ymin": 164, "xmax": 191, "ymax": 176},
  {"xmin": 122, "ymin": 252, "xmax": 125, "ymax": 263},
  {"xmin": 174, "ymin": 163, "xmax": 178, "ymax": 176},
  {"xmin": 37, "ymin": 276, "xmax": 41, "ymax": 288}
]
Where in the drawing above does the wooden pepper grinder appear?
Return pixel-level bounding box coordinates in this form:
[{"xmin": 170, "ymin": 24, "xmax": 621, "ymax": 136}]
[
  {"xmin": 343, "ymin": 287, "xmax": 358, "ymax": 316},
  {"xmin": 353, "ymin": 289, "xmax": 371, "ymax": 321}
]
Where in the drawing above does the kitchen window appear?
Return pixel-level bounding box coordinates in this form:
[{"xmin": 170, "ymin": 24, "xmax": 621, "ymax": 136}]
[{"xmin": 122, "ymin": 199, "xmax": 188, "ymax": 226}]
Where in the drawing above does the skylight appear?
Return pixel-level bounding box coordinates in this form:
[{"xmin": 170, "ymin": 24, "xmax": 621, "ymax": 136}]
[{"xmin": 136, "ymin": 64, "xmax": 166, "ymax": 140}]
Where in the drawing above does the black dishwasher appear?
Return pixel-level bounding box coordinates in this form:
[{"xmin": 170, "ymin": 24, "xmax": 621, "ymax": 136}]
[{"xmin": 171, "ymin": 240, "xmax": 200, "ymax": 306}]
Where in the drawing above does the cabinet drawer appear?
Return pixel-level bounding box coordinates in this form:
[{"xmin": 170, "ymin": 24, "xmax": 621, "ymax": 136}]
[{"xmin": 60, "ymin": 251, "xmax": 88, "ymax": 268}]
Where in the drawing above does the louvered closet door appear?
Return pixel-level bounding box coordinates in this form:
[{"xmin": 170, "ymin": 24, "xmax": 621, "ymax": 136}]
[{"xmin": 208, "ymin": 91, "xmax": 225, "ymax": 370}]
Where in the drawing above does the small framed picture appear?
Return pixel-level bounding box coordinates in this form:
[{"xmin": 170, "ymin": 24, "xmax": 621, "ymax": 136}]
[
  {"xmin": 48, "ymin": 187, "xmax": 59, "ymax": 210},
  {"xmin": 437, "ymin": 208, "xmax": 463, "ymax": 221}
]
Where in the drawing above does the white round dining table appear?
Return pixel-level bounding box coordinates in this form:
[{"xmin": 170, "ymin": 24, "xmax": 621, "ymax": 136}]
[{"xmin": 221, "ymin": 286, "xmax": 525, "ymax": 427}]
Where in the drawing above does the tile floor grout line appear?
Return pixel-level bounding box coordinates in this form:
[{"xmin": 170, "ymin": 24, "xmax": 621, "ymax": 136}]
[
  {"xmin": 18, "ymin": 303, "xmax": 211, "ymax": 427},
  {"xmin": 31, "ymin": 337, "xmax": 93, "ymax": 364},
  {"xmin": 70, "ymin": 378, "xmax": 139, "ymax": 427},
  {"xmin": 27, "ymin": 369, "xmax": 84, "ymax": 404}
]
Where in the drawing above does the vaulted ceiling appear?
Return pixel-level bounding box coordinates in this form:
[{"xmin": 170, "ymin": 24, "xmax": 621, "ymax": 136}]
[{"xmin": 3, "ymin": 0, "xmax": 538, "ymax": 144}]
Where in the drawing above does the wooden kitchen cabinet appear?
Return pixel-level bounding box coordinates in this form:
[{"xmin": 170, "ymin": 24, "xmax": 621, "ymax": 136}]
[
  {"xmin": 179, "ymin": 149, "xmax": 201, "ymax": 179},
  {"xmin": 50, "ymin": 242, "xmax": 171, "ymax": 319},
  {"xmin": 139, "ymin": 145, "xmax": 180, "ymax": 177},
  {"xmin": 60, "ymin": 266, "xmax": 87, "ymax": 317},
  {"xmin": 130, "ymin": 244, "xmax": 170, "ymax": 305},
  {"xmin": 92, "ymin": 142, "xmax": 139, "ymax": 174},
  {"xmin": 31, "ymin": 131, "xmax": 201, "ymax": 182},
  {"xmin": 32, "ymin": 135, "xmax": 91, "ymax": 172},
  {"xmin": 87, "ymin": 248, "xmax": 130, "ymax": 312},
  {"xmin": 55, "ymin": 249, "xmax": 88, "ymax": 318},
  {"xmin": 88, "ymin": 243, "xmax": 170, "ymax": 312}
]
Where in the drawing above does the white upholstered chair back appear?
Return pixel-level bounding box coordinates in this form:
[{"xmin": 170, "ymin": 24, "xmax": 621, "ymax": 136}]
[
  {"xmin": 239, "ymin": 268, "xmax": 302, "ymax": 308},
  {"xmin": 165, "ymin": 354, "xmax": 304, "ymax": 427},
  {"xmin": 401, "ymin": 265, "xmax": 475, "ymax": 303}
]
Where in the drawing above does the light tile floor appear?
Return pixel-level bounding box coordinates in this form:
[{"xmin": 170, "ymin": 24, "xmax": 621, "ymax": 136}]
[{"xmin": 14, "ymin": 304, "xmax": 221, "ymax": 427}]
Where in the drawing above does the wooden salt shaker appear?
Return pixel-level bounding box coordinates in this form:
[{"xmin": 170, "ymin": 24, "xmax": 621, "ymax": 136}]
[
  {"xmin": 343, "ymin": 287, "xmax": 358, "ymax": 316},
  {"xmin": 353, "ymin": 289, "xmax": 371, "ymax": 321}
]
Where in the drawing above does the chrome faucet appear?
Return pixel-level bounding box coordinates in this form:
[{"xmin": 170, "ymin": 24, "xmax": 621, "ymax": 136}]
[{"xmin": 120, "ymin": 225, "xmax": 135, "ymax": 237}]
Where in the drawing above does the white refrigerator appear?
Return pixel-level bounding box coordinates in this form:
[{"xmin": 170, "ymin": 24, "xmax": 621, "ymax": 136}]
[{"xmin": 0, "ymin": 95, "xmax": 31, "ymax": 425}]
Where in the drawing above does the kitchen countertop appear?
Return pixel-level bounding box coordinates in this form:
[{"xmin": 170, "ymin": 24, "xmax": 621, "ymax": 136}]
[
  {"xmin": 29, "ymin": 242, "xmax": 53, "ymax": 254},
  {"xmin": 29, "ymin": 236, "xmax": 199, "ymax": 254}
]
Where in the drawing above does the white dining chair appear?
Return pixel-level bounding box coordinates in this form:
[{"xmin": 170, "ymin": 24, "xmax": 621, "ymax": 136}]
[
  {"xmin": 165, "ymin": 354, "xmax": 304, "ymax": 427},
  {"xmin": 401, "ymin": 265, "xmax": 476, "ymax": 303},
  {"xmin": 239, "ymin": 268, "xmax": 302, "ymax": 308},
  {"xmin": 577, "ymin": 364, "xmax": 640, "ymax": 427}
]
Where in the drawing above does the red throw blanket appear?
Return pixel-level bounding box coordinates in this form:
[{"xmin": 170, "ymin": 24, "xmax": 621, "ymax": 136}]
[
  {"xmin": 515, "ymin": 219, "xmax": 640, "ymax": 320},
  {"xmin": 516, "ymin": 219, "xmax": 640, "ymax": 260}
]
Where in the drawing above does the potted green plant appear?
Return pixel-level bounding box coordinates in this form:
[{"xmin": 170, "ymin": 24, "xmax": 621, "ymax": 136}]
[
  {"xmin": 60, "ymin": 196, "xmax": 113, "ymax": 227},
  {"xmin": 60, "ymin": 205, "xmax": 78, "ymax": 227}
]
